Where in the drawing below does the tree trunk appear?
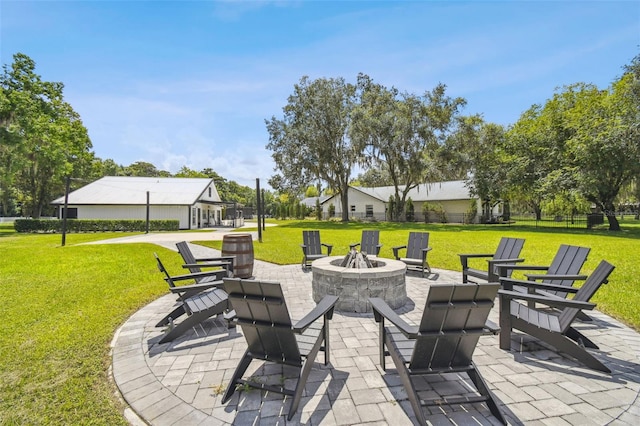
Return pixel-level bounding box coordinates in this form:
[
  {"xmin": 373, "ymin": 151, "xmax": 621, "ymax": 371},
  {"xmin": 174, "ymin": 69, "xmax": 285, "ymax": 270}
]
[
  {"xmin": 604, "ymin": 202, "xmax": 621, "ymax": 231},
  {"xmin": 340, "ymin": 190, "xmax": 350, "ymax": 222},
  {"xmin": 534, "ymin": 205, "xmax": 542, "ymax": 221}
]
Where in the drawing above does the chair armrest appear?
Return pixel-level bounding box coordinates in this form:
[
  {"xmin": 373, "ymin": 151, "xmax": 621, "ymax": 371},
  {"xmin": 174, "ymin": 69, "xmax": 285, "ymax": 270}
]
[
  {"xmin": 526, "ymin": 273, "xmax": 587, "ymax": 281},
  {"xmin": 168, "ymin": 281, "xmax": 222, "ymax": 294},
  {"xmin": 459, "ymin": 253, "xmax": 494, "ymax": 259},
  {"xmin": 496, "ymin": 264, "xmax": 549, "ymax": 277},
  {"xmin": 182, "ymin": 261, "xmax": 230, "ymax": 269},
  {"xmin": 369, "ymin": 297, "xmax": 418, "ymax": 338},
  {"xmin": 420, "ymin": 247, "xmax": 433, "ymax": 262},
  {"xmin": 321, "ymin": 243, "xmax": 333, "ymax": 256},
  {"xmin": 488, "ymin": 258, "xmax": 524, "ymax": 265},
  {"xmin": 500, "ymin": 277, "xmax": 579, "ymax": 293},
  {"xmin": 293, "ymin": 295, "xmax": 339, "ymax": 333},
  {"xmin": 459, "ymin": 253, "xmax": 493, "ymax": 269},
  {"xmin": 350, "ymin": 243, "xmax": 361, "ymax": 250},
  {"xmin": 166, "ymin": 270, "xmax": 225, "ymax": 282},
  {"xmin": 392, "ymin": 245, "xmax": 407, "ymax": 259},
  {"xmin": 194, "ymin": 255, "xmax": 236, "ymax": 263},
  {"xmin": 498, "ymin": 289, "xmax": 595, "ymax": 310}
]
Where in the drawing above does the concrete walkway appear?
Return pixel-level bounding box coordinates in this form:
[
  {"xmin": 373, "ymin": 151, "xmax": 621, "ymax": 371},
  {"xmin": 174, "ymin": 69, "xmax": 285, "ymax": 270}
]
[{"xmin": 110, "ymin": 242, "xmax": 640, "ymax": 425}]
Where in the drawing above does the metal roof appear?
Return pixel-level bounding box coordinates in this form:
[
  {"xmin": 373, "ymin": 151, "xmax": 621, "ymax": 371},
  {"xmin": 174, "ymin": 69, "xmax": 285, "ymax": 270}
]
[
  {"xmin": 322, "ymin": 180, "xmax": 473, "ymax": 204},
  {"xmin": 51, "ymin": 176, "xmax": 219, "ymax": 206}
]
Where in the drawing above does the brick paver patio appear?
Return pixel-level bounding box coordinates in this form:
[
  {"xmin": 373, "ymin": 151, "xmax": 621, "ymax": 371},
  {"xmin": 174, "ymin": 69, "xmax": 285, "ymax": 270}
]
[{"xmin": 111, "ymin": 242, "xmax": 640, "ymax": 425}]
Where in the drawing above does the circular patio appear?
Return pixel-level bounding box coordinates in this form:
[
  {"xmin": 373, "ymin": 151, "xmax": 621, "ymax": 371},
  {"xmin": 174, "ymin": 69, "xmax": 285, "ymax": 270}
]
[{"xmin": 111, "ymin": 253, "xmax": 640, "ymax": 425}]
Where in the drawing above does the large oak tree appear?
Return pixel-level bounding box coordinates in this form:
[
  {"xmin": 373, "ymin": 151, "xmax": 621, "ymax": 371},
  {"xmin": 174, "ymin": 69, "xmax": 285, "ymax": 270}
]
[
  {"xmin": 266, "ymin": 76, "xmax": 360, "ymax": 221},
  {"xmin": 350, "ymin": 75, "xmax": 465, "ymax": 221}
]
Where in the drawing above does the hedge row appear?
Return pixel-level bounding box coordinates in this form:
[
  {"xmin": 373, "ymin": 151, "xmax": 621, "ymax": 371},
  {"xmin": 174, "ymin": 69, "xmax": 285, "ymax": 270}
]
[{"xmin": 14, "ymin": 219, "xmax": 180, "ymax": 233}]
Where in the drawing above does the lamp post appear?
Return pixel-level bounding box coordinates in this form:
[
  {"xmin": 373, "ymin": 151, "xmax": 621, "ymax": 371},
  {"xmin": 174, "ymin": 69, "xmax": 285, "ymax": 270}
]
[{"xmin": 61, "ymin": 175, "xmax": 70, "ymax": 247}]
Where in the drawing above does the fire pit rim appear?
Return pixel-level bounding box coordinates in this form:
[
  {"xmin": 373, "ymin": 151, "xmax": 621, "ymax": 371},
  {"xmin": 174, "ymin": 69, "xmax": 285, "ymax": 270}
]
[
  {"xmin": 313, "ymin": 255, "xmax": 406, "ymax": 275},
  {"xmin": 311, "ymin": 256, "xmax": 407, "ymax": 313}
]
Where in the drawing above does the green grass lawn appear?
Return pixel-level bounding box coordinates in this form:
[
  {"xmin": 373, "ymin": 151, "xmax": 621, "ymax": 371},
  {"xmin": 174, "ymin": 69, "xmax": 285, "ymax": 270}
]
[{"xmin": 1, "ymin": 220, "xmax": 638, "ymax": 423}]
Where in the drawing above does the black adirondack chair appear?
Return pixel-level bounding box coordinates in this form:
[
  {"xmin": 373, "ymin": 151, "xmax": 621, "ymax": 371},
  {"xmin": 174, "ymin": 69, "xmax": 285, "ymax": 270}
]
[
  {"xmin": 221, "ymin": 278, "xmax": 338, "ymax": 420},
  {"xmin": 459, "ymin": 237, "xmax": 525, "ymax": 283},
  {"xmin": 154, "ymin": 253, "xmax": 223, "ymax": 302},
  {"xmin": 499, "ymin": 260, "xmax": 615, "ymax": 372},
  {"xmin": 392, "ymin": 232, "xmax": 432, "ymax": 277},
  {"xmin": 369, "ymin": 283, "xmax": 506, "ymax": 425},
  {"xmin": 154, "ymin": 253, "xmax": 234, "ymax": 343},
  {"xmin": 300, "ymin": 230, "xmax": 333, "ymax": 269},
  {"xmin": 496, "ymin": 244, "xmax": 591, "ymax": 319},
  {"xmin": 350, "ymin": 229, "xmax": 382, "ymax": 256},
  {"xmin": 176, "ymin": 241, "xmax": 234, "ymax": 278}
]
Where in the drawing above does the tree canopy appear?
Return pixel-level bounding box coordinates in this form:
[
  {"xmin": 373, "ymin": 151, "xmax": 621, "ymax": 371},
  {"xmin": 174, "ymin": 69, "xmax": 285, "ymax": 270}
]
[
  {"xmin": 266, "ymin": 75, "xmax": 360, "ymax": 221},
  {"xmin": 1, "ymin": 53, "xmax": 92, "ymax": 217},
  {"xmin": 351, "ymin": 75, "xmax": 466, "ymax": 220}
]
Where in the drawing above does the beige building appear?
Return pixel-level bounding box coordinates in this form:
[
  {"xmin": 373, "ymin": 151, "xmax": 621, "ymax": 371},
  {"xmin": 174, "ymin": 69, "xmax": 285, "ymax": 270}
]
[{"xmin": 320, "ymin": 180, "xmax": 496, "ymax": 223}]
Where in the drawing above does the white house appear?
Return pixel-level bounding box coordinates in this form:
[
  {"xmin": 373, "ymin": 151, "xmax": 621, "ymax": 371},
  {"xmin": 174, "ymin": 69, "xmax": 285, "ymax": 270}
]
[
  {"xmin": 51, "ymin": 176, "xmax": 230, "ymax": 229},
  {"xmin": 320, "ymin": 180, "xmax": 500, "ymax": 223}
]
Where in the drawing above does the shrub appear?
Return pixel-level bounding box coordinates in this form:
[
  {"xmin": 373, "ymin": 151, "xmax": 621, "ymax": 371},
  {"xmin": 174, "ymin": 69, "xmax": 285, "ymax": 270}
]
[
  {"xmin": 465, "ymin": 200, "xmax": 478, "ymax": 224},
  {"xmin": 14, "ymin": 219, "xmax": 179, "ymax": 233},
  {"xmin": 406, "ymin": 197, "xmax": 415, "ymax": 222},
  {"xmin": 422, "ymin": 202, "xmax": 447, "ymax": 223}
]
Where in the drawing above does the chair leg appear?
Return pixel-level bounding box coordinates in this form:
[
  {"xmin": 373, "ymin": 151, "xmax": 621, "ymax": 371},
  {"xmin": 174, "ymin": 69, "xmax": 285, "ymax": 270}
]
[
  {"xmin": 288, "ymin": 336, "xmax": 324, "ymax": 420},
  {"xmin": 498, "ymin": 296, "xmax": 513, "ymax": 350},
  {"xmin": 467, "ymin": 364, "xmax": 507, "ymax": 425},
  {"xmin": 156, "ymin": 304, "xmax": 186, "ymax": 327},
  {"xmin": 378, "ymin": 320, "xmax": 386, "ymax": 371},
  {"xmin": 517, "ymin": 322, "xmax": 610, "ymax": 373},
  {"xmin": 221, "ymin": 350, "xmax": 253, "ymax": 404},
  {"xmin": 158, "ymin": 303, "xmax": 226, "ymax": 344},
  {"xmin": 577, "ymin": 311, "xmax": 594, "ymax": 322},
  {"xmin": 383, "ymin": 334, "xmax": 427, "ymax": 425},
  {"xmin": 565, "ymin": 327, "xmax": 599, "ymax": 349}
]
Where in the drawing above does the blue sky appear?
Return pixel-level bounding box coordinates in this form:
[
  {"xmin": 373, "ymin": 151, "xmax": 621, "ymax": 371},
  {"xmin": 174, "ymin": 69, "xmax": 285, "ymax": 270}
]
[{"xmin": 2, "ymin": 1, "xmax": 638, "ymax": 188}]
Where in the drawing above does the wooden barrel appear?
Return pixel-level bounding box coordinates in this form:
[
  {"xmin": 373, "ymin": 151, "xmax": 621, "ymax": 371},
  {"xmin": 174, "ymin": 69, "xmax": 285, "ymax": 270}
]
[{"xmin": 222, "ymin": 233, "xmax": 254, "ymax": 278}]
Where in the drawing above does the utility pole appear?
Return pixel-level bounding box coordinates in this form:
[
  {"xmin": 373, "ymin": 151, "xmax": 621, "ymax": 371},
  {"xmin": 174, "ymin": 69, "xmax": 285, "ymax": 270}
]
[
  {"xmin": 61, "ymin": 175, "xmax": 70, "ymax": 246},
  {"xmin": 256, "ymin": 178, "xmax": 262, "ymax": 242}
]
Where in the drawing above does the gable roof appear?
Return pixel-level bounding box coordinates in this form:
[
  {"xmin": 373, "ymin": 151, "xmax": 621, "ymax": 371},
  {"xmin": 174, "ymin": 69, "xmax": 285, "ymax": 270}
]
[
  {"xmin": 301, "ymin": 195, "xmax": 331, "ymax": 208},
  {"xmin": 51, "ymin": 176, "xmax": 219, "ymax": 206},
  {"xmin": 322, "ymin": 180, "xmax": 473, "ymax": 204}
]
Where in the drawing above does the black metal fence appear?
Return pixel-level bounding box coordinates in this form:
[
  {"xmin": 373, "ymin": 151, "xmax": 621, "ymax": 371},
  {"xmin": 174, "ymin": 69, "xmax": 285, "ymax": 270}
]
[
  {"xmin": 506, "ymin": 214, "xmax": 602, "ymax": 229},
  {"xmin": 322, "ymin": 211, "xmax": 609, "ymax": 229}
]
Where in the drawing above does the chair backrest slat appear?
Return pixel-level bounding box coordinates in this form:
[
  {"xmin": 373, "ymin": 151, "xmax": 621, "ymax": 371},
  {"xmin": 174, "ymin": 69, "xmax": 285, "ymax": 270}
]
[
  {"xmin": 411, "ymin": 283, "xmax": 498, "ymax": 370},
  {"xmin": 360, "ymin": 230, "xmax": 380, "ymax": 255},
  {"xmin": 543, "ymin": 244, "xmax": 590, "ymax": 296},
  {"xmin": 494, "ymin": 237, "xmax": 525, "ymax": 261},
  {"xmin": 406, "ymin": 232, "xmax": 429, "ymax": 259},
  {"xmin": 224, "ymin": 278, "xmax": 301, "ymax": 363},
  {"xmin": 492, "ymin": 237, "xmax": 525, "ymax": 278},
  {"xmin": 154, "ymin": 254, "xmax": 176, "ymax": 288},
  {"xmin": 558, "ymin": 260, "xmax": 615, "ymax": 332},
  {"xmin": 176, "ymin": 241, "xmax": 202, "ymax": 273},
  {"xmin": 303, "ymin": 230, "xmax": 323, "ymax": 256}
]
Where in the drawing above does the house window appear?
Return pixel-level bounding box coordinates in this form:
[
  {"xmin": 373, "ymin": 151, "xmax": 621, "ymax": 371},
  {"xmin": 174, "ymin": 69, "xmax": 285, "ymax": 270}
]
[
  {"xmin": 350, "ymin": 205, "xmax": 356, "ymax": 213},
  {"xmin": 208, "ymin": 187, "xmax": 212, "ymax": 197},
  {"xmin": 192, "ymin": 208, "xmax": 197, "ymax": 225},
  {"xmin": 365, "ymin": 205, "xmax": 373, "ymax": 217},
  {"xmin": 62, "ymin": 207, "xmax": 78, "ymax": 219}
]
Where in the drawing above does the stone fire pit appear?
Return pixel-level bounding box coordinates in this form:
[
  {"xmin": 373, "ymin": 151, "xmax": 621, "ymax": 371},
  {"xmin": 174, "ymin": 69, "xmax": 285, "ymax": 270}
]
[{"xmin": 311, "ymin": 253, "xmax": 407, "ymax": 313}]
